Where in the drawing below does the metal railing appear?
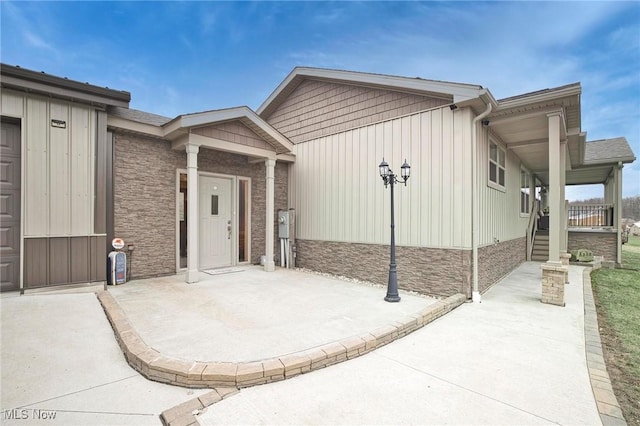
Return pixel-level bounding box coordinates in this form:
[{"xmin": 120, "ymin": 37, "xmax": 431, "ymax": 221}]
[{"xmin": 567, "ymin": 204, "xmax": 614, "ymax": 227}]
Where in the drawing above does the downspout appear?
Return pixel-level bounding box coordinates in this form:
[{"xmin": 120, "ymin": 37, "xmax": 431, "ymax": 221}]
[{"xmin": 471, "ymin": 100, "xmax": 492, "ymax": 303}]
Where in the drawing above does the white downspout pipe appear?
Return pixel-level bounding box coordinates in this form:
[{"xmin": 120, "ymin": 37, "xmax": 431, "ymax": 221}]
[{"xmin": 471, "ymin": 101, "xmax": 492, "ymax": 303}]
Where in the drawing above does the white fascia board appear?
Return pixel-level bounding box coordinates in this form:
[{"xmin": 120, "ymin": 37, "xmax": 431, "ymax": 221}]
[
  {"xmin": 107, "ymin": 116, "xmax": 164, "ymax": 138},
  {"xmin": 2, "ymin": 75, "xmax": 130, "ymax": 108},
  {"xmin": 276, "ymin": 153, "xmax": 296, "ymax": 162},
  {"xmin": 257, "ymin": 67, "xmax": 485, "ymax": 115},
  {"xmin": 243, "ymin": 115, "xmax": 294, "ymax": 153},
  {"xmin": 583, "ymin": 156, "xmax": 637, "ymax": 166},
  {"xmin": 180, "ymin": 106, "xmax": 250, "ymax": 127},
  {"xmin": 496, "ymin": 84, "xmax": 581, "ymax": 110},
  {"xmin": 162, "ymin": 108, "xmax": 245, "ymax": 140}
]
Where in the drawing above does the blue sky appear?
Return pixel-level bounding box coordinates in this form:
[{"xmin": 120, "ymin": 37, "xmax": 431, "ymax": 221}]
[{"xmin": 1, "ymin": 1, "xmax": 638, "ymax": 199}]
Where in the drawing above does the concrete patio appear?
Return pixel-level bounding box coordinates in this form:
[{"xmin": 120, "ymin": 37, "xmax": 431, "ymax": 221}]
[
  {"xmin": 106, "ymin": 267, "xmax": 439, "ymax": 362},
  {"xmin": 1, "ymin": 263, "xmax": 625, "ymax": 425}
]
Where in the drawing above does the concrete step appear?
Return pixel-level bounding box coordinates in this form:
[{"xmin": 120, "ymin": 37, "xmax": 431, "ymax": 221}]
[{"xmin": 531, "ymin": 255, "xmax": 547, "ymax": 261}]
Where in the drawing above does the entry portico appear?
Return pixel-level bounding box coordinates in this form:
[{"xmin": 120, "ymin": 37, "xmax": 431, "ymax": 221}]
[
  {"xmin": 108, "ymin": 105, "xmax": 294, "ymax": 283},
  {"xmin": 164, "ymin": 107, "xmax": 294, "ymax": 282}
]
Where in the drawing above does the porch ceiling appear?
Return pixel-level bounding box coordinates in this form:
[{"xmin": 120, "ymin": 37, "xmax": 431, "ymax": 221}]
[{"xmin": 486, "ymin": 84, "xmax": 587, "ymax": 186}]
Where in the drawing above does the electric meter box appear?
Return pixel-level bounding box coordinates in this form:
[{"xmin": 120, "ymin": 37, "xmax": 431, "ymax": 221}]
[
  {"xmin": 108, "ymin": 251, "xmax": 127, "ymax": 285},
  {"xmin": 278, "ymin": 210, "xmax": 290, "ymax": 239}
]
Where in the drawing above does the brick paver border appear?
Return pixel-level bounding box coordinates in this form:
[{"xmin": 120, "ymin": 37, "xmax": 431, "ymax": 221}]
[
  {"xmin": 582, "ymin": 267, "xmax": 628, "ymax": 426},
  {"xmin": 96, "ymin": 291, "xmax": 466, "ymax": 425}
]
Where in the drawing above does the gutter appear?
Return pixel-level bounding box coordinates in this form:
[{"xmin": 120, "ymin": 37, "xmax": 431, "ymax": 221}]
[{"xmin": 471, "ymin": 99, "xmax": 492, "ymax": 303}]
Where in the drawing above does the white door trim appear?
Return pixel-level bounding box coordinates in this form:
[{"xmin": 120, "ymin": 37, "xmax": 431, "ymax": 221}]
[{"xmin": 177, "ymin": 170, "xmax": 247, "ymax": 272}]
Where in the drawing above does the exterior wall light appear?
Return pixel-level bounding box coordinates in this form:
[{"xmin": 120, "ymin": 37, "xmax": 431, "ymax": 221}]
[{"xmin": 378, "ymin": 158, "xmax": 411, "ymax": 302}]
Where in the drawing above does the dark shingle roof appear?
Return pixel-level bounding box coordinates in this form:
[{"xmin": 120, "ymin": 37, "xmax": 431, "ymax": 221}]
[
  {"xmin": 584, "ymin": 137, "xmax": 636, "ymax": 164},
  {"xmin": 497, "ymin": 82, "xmax": 580, "ymax": 102},
  {"xmin": 108, "ymin": 106, "xmax": 171, "ymax": 126}
]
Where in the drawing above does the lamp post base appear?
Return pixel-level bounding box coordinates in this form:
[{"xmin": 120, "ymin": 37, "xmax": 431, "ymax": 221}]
[{"xmin": 385, "ymin": 266, "xmax": 401, "ymax": 302}]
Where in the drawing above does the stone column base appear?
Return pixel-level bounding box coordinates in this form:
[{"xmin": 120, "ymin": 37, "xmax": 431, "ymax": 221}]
[
  {"xmin": 560, "ymin": 252, "xmax": 571, "ymax": 284},
  {"xmin": 541, "ymin": 263, "xmax": 567, "ymax": 307}
]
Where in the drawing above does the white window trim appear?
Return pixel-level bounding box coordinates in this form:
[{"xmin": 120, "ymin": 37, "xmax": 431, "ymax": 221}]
[
  {"xmin": 488, "ymin": 138, "xmax": 506, "ymax": 192},
  {"xmin": 519, "ymin": 166, "xmax": 531, "ymax": 217}
]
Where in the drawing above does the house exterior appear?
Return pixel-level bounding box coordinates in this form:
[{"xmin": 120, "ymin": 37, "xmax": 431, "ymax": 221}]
[
  {"xmin": 0, "ymin": 64, "xmax": 129, "ymax": 292},
  {"xmin": 1, "ymin": 64, "xmax": 635, "ymax": 302}
]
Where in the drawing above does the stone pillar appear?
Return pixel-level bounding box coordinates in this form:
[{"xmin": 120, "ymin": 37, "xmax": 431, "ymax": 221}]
[
  {"xmin": 560, "ymin": 252, "xmax": 571, "ymax": 284},
  {"xmin": 186, "ymin": 144, "xmax": 200, "ymax": 283},
  {"xmin": 264, "ymin": 158, "xmax": 276, "ymax": 272},
  {"xmin": 541, "ymin": 263, "xmax": 566, "ymax": 306}
]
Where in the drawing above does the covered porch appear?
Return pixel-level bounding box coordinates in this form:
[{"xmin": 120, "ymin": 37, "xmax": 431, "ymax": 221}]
[{"xmin": 486, "ymin": 84, "xmax": 635, "ymax": 305}]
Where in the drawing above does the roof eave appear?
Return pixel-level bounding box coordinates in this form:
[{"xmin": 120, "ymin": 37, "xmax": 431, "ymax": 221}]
[
  {"xmin": 583, "ymin": 156, "xmax": 636, "ymax": 166},
  {"xmin": 496, "ymin": 83, "xmax": 581, "ymax": 111},
  {"xmin": 1, "ymin": 63, "xmax": 131, "ymax": 107}
]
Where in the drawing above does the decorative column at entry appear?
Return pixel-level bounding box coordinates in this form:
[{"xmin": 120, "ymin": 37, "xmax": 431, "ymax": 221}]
[
  {"xmin": 186, "ymin": 144, "xmax": 200, "ymax": 283},
  {"xmin": 264, "ymin": 158, "xmax": 276, "ymax": 272}
]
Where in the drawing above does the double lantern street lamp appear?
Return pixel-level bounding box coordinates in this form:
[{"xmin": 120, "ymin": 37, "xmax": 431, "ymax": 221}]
[{"xmin": 378, "ymin": 158, "xmax": 410, "ymax": 302}]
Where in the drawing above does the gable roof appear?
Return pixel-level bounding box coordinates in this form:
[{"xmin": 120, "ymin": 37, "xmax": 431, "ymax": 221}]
[
  {"xmin": 583, "ymin": 137, "xmax": 636, "ymax": 165},
  {"xmin": 109, "ymin": 105, "xmax": 293, "ymax": 155},
  {"xmin": 171, "ymin": 106, "xmax": 291, "ymax": 152},
  {"xmin": 257, "ymin": 67, "xmax": 485, "ymax": 119},
  {"xmin": 108, "ymin": 106, "xmax": 171, "ymax": 126}
]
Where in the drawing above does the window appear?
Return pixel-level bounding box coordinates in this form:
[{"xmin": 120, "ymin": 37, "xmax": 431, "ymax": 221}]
[
  {"xmin": 211, "ymin": 195, "xmax": 219, "ymax": 215},
  {"xmin": 489, "ymin": 139, "xmax": 505, "ymax": 189},
  {"xmin": 520, "ymin": 169, "xmax": 530, "ymax": 215}
]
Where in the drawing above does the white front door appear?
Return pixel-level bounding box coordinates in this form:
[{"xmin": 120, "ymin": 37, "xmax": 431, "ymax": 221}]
[{"xmin": 199, "ymin": 176, "xmax": 232, "ymax": 269}]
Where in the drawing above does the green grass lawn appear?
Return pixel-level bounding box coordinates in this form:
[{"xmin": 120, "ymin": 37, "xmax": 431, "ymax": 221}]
[
  {"xmin": 626, "ymin": 234, "xmax": 640, "ymax": 249},
  {"xmin": 591, "ymin": 242, "xmax": 640, "ymax": 424}
]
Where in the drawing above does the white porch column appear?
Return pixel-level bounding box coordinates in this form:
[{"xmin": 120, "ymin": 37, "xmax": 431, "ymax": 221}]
[
  {"xmin": 546, "ymin": 112, "xmax": 562, "ymax": 264},
  {"xmin": 186, "ymin": 144, "xmax": 200, "ymax": 283},
  {"xmin": 264, "ymin": 158, "xmax": 276, "ymax": 272},
  {"xmin": 615, "ymin": 162, "xmax": 623, "ymax": 265},
  {"xmin": 560, "ymin": 140, "xmax": 568, "ymax": 253}
]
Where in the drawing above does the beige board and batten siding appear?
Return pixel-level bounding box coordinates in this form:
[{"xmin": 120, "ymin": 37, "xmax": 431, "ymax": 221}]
[
  {"xmin": 290, "ymin": 106, "xmax": 473, "ymax": 249},
  {"xmin": 0, "ymin": 89, "xmax": 107, "ymax": 288},
  {"xmin": 266, "ymin": 79, "xmax": 451, "ymax": 144},
  {"xmin": 476, "ymin": 127, "xmax": 530, "ymax": 246}
]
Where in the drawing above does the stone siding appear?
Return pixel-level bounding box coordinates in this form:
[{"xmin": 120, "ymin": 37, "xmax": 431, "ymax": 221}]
[
  {"xmin": 477, "ymin": 237, "xmax": 526, "ymax": 293},
  {"xmin": 113, "ymin": 131, "xmax": 288, "ymax": 280},
  {"xmin": 295, "ymin": 239, "xmax": 471, "ymax": 298},
  {"xmin": 568, "ymin": 230, "xmax": 617, "ymax": 261}
]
